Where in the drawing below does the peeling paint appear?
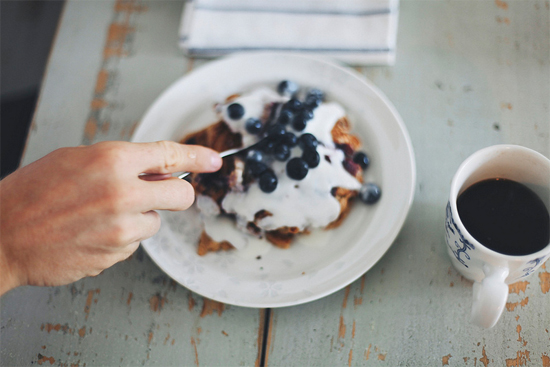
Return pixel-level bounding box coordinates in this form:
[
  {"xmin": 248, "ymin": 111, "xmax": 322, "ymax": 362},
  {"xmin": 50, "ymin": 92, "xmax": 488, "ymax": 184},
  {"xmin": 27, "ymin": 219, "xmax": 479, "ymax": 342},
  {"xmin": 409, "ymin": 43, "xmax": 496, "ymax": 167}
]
[
  {"xmin": 84, "ymin": 118, "xmax": 98, "ymax": 143},
  {"xmin": 149, "ymin": 293, "xmax": 167, "ymax": 313},
  {"xmin": 200, "ymin": 298, "xmax": 225, "ymax": 317},
  {"xmin": 37, "ymin": 354, "xmax": 55, "ymax": 365},
  {"xmin": 342, "ymin": 285, "xmax": 351, "ymax": 308},
  {"xmin": 83, "ymin": 0, "xmax": 146, "ymax": 145},
  {"xmin": 539, "ymin": 271, "xmax": 550, "ymax": 294},
  {"xmin": 338, "ymin": 315, "xmax": 346, "ymax": 339},
  {"xmin": 114, "ymin": 0, "xmax": 147, "ymax": 13},
  {"xmin": 354, "ymin": 275, "xmax": 365, "ymax": 308},
  {"xmin": 163, "ymin": 333, "xmax": 170, "ymax": 345},
  {"xmin": 127, "ymin": 292, "xmax": 133, "ymax": 306},
  {"xmin": 91, "ymin": 98, "xmax": 108, "ymax": 110},
  {"xmin": 41, "ymin": 323, "xmax": 72, "ymax": 334},
  {"xmin": 84, "ymin": 289, "xmax": 100, "ymax": 321},
  {"xmin": 100, "ymin": 121, "xmax": 110, "ymax": 133},
  {"xmin": 480, "ymin": 346, "xmax": 489, "ymax": 367},
  {"xmin": 509, "ymin": 281, "xmax": 529, "ymax": 294},
  {"xmin": 495, "ymin": 0, "xmax": 509, "ymax": 10},
  {"xmin": 496, "ymin": 16, "xmax": 511, "ymax": 24},
  {"xmin": 442, "ymin": 354, "xmax": 452, "ymax": 365},
  {"xmin": 191, "ymin": 337, "xmax": 199, "ymax": 366},
  {"xmin": 348, "ymin": 349, "xmax": 353, "ymax": 366},
  {"xmin": 365, "ymin": 344, "xmax": 371, "ymax": 360},
  {"xmin": 378, "ymin": 353, "xmax": 386, "ymax": 361},
  {"xmin": 516, "ymin": 325, "xmax": 527, "ymax": 346},
  {"xmin": 542, "ymin": 353, "xmax": 550, "ymax": 367},
  {"xmin": 78, "ymin": 326, "xmax": 86, "ymax": 338},
  {"xmin": 506, "ymin": 350, "xmax": 531, "ymax": 366},
  {"xmin": 94, "ymin": 69, "xmax": 109, "ymax": 94},
  {"xmin": 188, "ymin": 295, "xmax": 196, "ymax": 311},
  {"xmin": 506, "ymin": 297, "xmax": 529, "ymax": 312}
]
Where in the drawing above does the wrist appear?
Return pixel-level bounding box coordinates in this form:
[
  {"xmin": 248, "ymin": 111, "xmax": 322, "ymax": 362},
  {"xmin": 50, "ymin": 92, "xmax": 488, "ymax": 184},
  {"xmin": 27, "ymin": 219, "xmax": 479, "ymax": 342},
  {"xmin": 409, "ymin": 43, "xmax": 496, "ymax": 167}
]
[{"xmin": 0, "ymin": 239, "xmax": 22, "ymax": 296}]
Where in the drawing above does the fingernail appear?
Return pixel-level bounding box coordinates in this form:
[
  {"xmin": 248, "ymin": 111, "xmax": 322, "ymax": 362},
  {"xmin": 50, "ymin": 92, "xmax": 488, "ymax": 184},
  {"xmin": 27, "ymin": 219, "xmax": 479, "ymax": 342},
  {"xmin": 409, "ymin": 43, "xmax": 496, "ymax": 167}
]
[{"xmin": 211, "ymin": 153, "xmax": 223, "ymax": 169}]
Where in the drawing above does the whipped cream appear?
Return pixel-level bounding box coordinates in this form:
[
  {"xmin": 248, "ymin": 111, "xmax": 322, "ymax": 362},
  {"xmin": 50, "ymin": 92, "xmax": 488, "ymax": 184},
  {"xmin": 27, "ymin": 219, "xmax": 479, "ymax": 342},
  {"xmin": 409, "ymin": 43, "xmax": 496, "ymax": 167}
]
[
  {"xmin": 198, "ymin": 87, "xmax": 362, "ymax": 251},
  {"xmin": 217, "ymin": 87, "xmax": 288, "ymax": 147}
]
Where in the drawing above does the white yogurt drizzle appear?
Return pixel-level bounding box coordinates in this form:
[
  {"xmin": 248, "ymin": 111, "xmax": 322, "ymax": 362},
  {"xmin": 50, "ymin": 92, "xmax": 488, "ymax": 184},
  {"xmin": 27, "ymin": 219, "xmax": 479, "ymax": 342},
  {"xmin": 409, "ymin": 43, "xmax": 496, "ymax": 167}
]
[
  {"xmin": 198, "ymin": 87, "xmax": 362, "ymax": 253},
  {"xmin": 217, "ymin": 87, "xmax": 288, "ymax": 147}
]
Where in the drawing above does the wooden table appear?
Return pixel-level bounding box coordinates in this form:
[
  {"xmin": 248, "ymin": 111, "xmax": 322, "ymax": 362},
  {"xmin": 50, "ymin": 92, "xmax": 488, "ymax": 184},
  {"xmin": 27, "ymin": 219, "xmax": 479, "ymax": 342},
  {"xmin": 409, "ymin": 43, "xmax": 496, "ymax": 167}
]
[{"xmin": 2, "ymin": 0, "xmax": 549, "ymax": 365}]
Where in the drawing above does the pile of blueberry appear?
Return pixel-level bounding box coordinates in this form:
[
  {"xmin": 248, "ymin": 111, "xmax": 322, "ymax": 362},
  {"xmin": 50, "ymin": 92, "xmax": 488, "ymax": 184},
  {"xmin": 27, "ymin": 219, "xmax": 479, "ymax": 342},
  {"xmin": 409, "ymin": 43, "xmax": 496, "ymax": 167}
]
[{"xmin": 224, "ymin": 80, "xmax": 381, "ymax": 204}]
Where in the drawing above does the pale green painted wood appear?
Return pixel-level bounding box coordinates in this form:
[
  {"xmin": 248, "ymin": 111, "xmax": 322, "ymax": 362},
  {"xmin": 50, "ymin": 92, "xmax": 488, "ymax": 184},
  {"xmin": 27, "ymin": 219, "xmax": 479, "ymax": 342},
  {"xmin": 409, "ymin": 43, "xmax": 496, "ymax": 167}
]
[
  {"xmin": 20, "ymin": 0, "xmax": 115, "ymax": 166},
  {"xmin": 2, "ymin": 0, "xmax": 549, "ymax": 366},
  {"xmin": 1, "ymin": 248, "xmax": 264, "ymax": 366},
  {"xmin": 267, "ymin": 1, "xmax": 550, "ymax": 366}
]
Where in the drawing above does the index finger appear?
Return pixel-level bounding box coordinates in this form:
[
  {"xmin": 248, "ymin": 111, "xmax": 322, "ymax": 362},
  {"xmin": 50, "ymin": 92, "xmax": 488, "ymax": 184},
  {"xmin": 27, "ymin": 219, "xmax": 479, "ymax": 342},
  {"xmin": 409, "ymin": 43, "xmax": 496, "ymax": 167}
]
[{"xmin": 133, "ymin": 141, "xmax": 223, "ymax": 174}]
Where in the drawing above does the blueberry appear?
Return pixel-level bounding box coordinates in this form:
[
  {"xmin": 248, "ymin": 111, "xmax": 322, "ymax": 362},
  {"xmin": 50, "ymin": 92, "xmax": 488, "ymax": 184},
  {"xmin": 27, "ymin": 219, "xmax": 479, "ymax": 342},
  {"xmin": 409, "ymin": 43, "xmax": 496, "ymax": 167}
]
[
  {"xmin": 282, "ymin": 132, "xmax": 298, "ymax": 147},
  {"xmin": 302, "ymin": 148, "xmax": 320, "ymax": 168},
  {"xmin": 286, "ymin": 157, "xmax": 309, "ymax": 180},
  {"xmin": 306, "ymin": 88, "xmax": 325, "ymax": 101},
  {"xmin": 227, "ymin": 103, "xmax": 245, "ymax": 120},
  {"xmin": 259, "ymin": 170, "xmax": 278, "ymax": 193},
  {"xmin": 292, "ymin": 118, "xmax": 307, "ymax": 132},
  {"xmin": 277, "ymin": 109, "xmax": 294, "ymax": 125},
  {"xmin": 274, "ymin": 144, "xmax": 291, "ymax": 161},
  {"xmin": 246, "ymin": 160, "xmax": 268, "ymax": 178},
  {"xmin": 246, "ymin": 150, "xmax": 263, "ymax": 162},
  {"xmin": 266, "ymin": 124, "xmax": 287, "ymax": 140},
  {"xmin": 292, "ymin": 110, "xmax": 313, "ymax": 131},
  {"xmin": 277, "ymin": 80, "xmax": 299, "ymax": 97},
  {"xmin": 284, "ymin": 98, "xmax": 303, "ymax": 111},
  {"xmin": 359, "ymin": 183, "xmax": 381, "ymax": 204},
  {"xmin": 302, "ymin": 109, "xmax": 314, "ymax": 122},
  {"xmin": 304, "ymin": 95, "xmax": 321, "ymax": 109},
  {"xmin": 298, "ymin": 133, "xmax": 318, "ymax": 150},
  {"xmin": 245, "ymin": 118, "xmax": 262, "ymax": 134},
  {"xmin": 353, "ymin": 151, "xmax": 370, "ymax": 169},
  {"xmin": 259, "ymin": 140, "xmax": 276, "ymax": 154}
]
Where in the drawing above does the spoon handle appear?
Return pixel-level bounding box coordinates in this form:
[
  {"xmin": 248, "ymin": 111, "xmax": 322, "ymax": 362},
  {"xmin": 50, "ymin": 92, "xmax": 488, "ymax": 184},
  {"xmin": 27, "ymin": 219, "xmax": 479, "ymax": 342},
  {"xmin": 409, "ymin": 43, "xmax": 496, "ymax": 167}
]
[{"xmin": 177, "ymin": 147, "xmax": 244, "ymax": 179}]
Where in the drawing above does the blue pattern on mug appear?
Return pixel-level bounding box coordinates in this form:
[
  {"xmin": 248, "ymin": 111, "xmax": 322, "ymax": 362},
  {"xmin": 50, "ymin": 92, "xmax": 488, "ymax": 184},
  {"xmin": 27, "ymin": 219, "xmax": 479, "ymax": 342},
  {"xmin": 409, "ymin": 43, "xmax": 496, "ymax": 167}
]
[
  {"xmin": 521, "ymin": 256, "xmax": 547, "ymax": 278},
  {"xmin": 445, "ymin": 202, "xmax": 475, "ymax": 268}
]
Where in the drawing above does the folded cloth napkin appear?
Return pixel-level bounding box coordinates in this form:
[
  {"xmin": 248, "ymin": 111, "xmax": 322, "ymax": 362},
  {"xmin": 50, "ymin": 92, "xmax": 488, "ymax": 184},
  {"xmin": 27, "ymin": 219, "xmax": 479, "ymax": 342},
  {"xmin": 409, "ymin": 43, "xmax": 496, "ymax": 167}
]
[{"xmin": 179, "ymin": 0, "xmax": 399, "ymax": 65}]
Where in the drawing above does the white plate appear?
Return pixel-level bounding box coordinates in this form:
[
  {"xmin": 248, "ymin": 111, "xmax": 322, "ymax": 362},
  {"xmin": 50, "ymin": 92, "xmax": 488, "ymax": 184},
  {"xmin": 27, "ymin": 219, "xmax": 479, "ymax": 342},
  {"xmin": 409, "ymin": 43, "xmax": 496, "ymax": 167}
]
[{"xmin": 132, "ymin": 53, "xmax": 415, "ymax": 308}]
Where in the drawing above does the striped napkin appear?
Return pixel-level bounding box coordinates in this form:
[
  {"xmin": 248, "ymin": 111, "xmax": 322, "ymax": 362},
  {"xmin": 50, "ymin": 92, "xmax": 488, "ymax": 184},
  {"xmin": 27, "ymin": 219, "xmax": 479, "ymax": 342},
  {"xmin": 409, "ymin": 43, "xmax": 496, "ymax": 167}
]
[{"xmin": 179, "ymin": 0, "xmax": 399, "ymax": 65}]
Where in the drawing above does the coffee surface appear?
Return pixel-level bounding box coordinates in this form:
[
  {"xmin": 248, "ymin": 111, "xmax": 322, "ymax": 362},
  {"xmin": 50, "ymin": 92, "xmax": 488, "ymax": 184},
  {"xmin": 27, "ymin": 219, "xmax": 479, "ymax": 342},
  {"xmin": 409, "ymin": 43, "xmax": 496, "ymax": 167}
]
[{"xmin": 457, "ymin": 178, "xmax": 549, "ymax": 256}]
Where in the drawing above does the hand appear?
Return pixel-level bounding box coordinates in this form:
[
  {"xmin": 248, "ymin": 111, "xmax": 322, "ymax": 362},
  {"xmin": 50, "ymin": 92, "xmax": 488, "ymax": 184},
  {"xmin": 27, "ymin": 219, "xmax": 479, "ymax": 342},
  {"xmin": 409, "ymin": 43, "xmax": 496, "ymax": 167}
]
[{"xmin": 0, "ymin": 141, "xmax": 222, "ymax": 295}]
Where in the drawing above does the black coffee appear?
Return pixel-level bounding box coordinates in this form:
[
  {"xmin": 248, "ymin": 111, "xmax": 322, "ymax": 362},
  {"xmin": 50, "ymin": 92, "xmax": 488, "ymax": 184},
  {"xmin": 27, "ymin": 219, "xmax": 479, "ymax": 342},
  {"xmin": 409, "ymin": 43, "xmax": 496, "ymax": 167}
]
[{"xmin": 457, "ymin": 178, "xmax": 549, "ymax": 256}]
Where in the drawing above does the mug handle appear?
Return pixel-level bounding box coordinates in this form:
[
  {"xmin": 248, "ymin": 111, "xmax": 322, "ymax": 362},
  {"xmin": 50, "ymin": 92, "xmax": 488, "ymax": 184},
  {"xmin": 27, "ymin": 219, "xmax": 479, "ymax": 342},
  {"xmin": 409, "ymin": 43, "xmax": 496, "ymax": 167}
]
[{"xmin": 470, "ymin": 265, "xmax": 509, "ymax": 328}]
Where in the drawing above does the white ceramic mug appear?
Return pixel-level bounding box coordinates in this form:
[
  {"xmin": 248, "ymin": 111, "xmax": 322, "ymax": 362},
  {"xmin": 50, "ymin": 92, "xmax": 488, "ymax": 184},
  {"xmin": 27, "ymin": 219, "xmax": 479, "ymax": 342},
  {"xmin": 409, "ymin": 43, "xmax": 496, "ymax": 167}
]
[{"xmin": 445, "ymin": 145, "xmax": 550, "ymax": 328}]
